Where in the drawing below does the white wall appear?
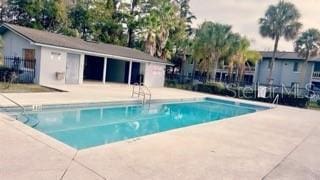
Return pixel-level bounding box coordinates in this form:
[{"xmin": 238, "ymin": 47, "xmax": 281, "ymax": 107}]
[
  {"xmin": 256, "ymin": 59, "xmax": 314, "ymax": 87},
  {"xmin": 38, "ymin": 47, "xmax": 84, "ymax": 85},
  {"xmin": 144, "ymin": 63, "xmax": 165, "ymax": 87},
  {"xmin": 79, "ymin": 54, "xmax": 85, "ymax": 84},
  {"xmin": 2, "ymin": 31, "xmax": 41, "ymax": 83}
]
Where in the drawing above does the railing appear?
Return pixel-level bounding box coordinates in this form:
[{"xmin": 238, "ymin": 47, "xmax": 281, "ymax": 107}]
[
  {"xmin": 0, "ymin": 93, "xmax": 25, "ymax": 114},
  {"xmin": 131, "ymin": 83, "xmax": 152, "ymax": 105},
  {"xmin": 1, "ymin": 56, "xmax": 36, "ymax": 83},
  {"xmin": 0, "ymin": 93, "xmax": 26, "ymax": 123},
  {"xmin": 312, "ymin": 71, "xmax": 320, "ymax": 80},
  {"xmin": 216, "ymin": 66, "xmax": 256, "ymax": 74},
  {"xmin": 165, "ymin": 74, "xmax": 254, "ymax": 86}
]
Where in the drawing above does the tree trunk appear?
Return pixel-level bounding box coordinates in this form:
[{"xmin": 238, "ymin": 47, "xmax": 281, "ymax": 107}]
[
  {"xmin": 206, "ymin": 60, "xmax": 211, "ymax": 82},
  {"xmin": 209, "ymin": 52, "xmax": 220, "ymax": 82},
  {"xmin": 268, "ymin": 35, "xmax": 280, "ymax": 86},
  {"xmin": 227, "ymin": 64, "xmax": 233, "ymax": 83},
  {"xmin": 191, "ymin": 59, "xmax": 197, "ymax": 85},
  {"xmin": 212, "ymin": 58, "xmax": 219, "ymax": 82},
  {"xmin": 127, "ymin": 28, "xmax": 134, "ymax": 48}
]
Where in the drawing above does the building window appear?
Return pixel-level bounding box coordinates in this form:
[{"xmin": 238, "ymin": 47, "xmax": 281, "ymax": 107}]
[
  {"xmin": 23, "ymin": 49, "xmax": 35, "ymax": 69},
  {"xmin": 293, "ymin": 62, "xmax": 300, "ymax": 72}
]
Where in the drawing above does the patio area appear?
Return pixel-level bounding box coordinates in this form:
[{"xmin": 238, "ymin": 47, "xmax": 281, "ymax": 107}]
[{"xmin": 0, "ymin": 84, "xmax": 320, "ymax": 180}]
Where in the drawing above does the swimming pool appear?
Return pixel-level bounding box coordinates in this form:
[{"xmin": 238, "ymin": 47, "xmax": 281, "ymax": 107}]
[{"xmin": 12, "ymin": 98, "xmax": 268, "ymax": 149}]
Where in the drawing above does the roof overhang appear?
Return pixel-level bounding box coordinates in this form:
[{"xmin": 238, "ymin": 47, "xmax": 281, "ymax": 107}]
[
  {"xmin": 0, "ymin": 24, "xmax": 34, "ymax": 44},
  {"xmin": 0, "ymin": 23, "xmax": 172, "ymax": 66},
  {"xmin": 33, "ymin": 42, "xmax": 172, "ymax": 65}
]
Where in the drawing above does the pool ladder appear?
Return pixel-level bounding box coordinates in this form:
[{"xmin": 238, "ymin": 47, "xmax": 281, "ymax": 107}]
[
  {"xmin": 272, "ymin": 94, "xmax": 279, "ymax": 105},
  {"xmin": 131, "ymin": 83, "xmax": 152, "ymax": 105},
  {"xmin": 0, "ymin": 93, "xmax": 25, "ymax": 117},
  {"xmin": 0, "ymin": 93, "xmax": 40, "ymax": 127}
]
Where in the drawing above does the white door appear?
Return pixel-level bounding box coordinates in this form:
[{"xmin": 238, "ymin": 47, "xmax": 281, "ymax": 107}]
[{"xmin": 66, "ymin": 53, "xmax": 80, "ymax": 84}]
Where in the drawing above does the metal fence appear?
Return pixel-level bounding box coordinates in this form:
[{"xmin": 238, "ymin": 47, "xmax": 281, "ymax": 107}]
[
  {"xmin": 1, "ymin": 56, "xmax": 36, "ymax": 83},
  {"xmin": 165, "ymin": 73, "xmax": 253, "ymax": 86},
  {"xmin": 165, "ymin": 73, "xmax": 320, "ymax": 101}
]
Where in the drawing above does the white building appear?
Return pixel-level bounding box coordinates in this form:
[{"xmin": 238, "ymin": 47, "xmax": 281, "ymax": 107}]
[
  {"xmin": 0, "ymin": 23, "xmax": 169, "ymax": 87},
  {"xmin": 255, "ymin": 51, "xmax": 320, "ymax": 89},
  {"xmin": 181, "ymin": 51, "xmax": 320, "ymax": 89}
]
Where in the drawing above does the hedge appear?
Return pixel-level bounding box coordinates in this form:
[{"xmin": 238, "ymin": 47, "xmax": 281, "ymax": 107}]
[
  {"xmin": 163, "ymin": 82, "xmax": 309, "ymax": 108},
  {"xmin": 0, "ymin": 66, "xmax": 14, "ymax": 82},
  {"xmin": 196, "ymin": 83, "xmax": 309, "ymax": 108}
]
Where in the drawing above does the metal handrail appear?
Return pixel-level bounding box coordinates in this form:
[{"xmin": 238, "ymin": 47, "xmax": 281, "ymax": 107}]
[
  {"xmin": 131, "ymin": 83, "xmax": 152, "ymax": 105},
  {"xmin": 131, "ymin": 83, "xmax": 143, "ymax": 98},
  {"xmin": 141, "ymin": 86, "xmax": 152, "ymax": 104},
  {"xmin": 0, "ymin": 93, "xmax": 25, "ymax": 114},
  {"xmin": 272, "ymin": 94, "xmax": 279, "ymax": 105}
]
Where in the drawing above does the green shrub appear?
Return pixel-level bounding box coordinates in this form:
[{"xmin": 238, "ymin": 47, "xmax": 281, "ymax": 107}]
[
  {"xmin": 317, "ymin": 100, "xmax": 320, "ymax": 106},
  {"xmin": 196, "ymin": 83, "xmax": 309, "ymax": 108},
  {"xmin": 165, "ymin": 80, "xmax": 177, "ymax": 87},
  {"xmin": 165, "ymin": 80, "xmax": 194, "ymax": 91},
  {"xmin": 166, "ymin": 82, "xmax": 310, "ymax": 108},
  {"xmin": 0, "ymin": 66, "xmax": 14, "ymax": 82},
  {"xmin": 197, "ymin": 82, "xmax": 225, "ymax": 94}
]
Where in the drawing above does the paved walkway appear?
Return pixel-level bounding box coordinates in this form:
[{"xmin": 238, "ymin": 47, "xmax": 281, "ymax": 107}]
[
  {"xmin": 1, "ymin": 84, "xmax": 320, "ymax": 180},
  {"xmin": 0, "ymin": 83, "xmax": 206, "ymax": 107}
]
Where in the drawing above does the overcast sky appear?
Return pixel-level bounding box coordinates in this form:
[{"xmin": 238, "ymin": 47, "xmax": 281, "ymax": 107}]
[{"xmin": 189, "ymin": 0, "xmax": 320, "ymax": 51}]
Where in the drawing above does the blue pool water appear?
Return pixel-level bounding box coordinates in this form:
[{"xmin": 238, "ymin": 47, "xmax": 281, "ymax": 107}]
[{"xmin": 16, "ymin": 98, "xmax": 267, "ymax": 149}]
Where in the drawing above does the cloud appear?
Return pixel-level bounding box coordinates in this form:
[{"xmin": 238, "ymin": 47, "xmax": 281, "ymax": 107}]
[{"xmin": 190, "ymin": 0, "xmax": 320, "ymax": 51}]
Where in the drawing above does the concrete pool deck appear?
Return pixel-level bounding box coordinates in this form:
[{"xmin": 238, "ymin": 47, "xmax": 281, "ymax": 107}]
[{"xmin": 0, "ymin": 84, "xmax": 320, "ymax": 180}]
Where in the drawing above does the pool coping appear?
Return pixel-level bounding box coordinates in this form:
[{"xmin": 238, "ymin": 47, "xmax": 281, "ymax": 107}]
[
  {"xmin": 0, "ymin": 95, "xmax": 275, "ymax": 155},
  {"xmin": 1, "ymin": 94, "xmax": 274, "ymax": 111}
]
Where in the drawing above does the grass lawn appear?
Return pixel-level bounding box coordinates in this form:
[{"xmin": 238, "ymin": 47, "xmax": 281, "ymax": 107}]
[
  {"xmin": 308, "ymin": 101, "xmax": 320, "ymax": 110},
  {"xmin": 0, "ymin": 82, "xmax": 56, "ymax": 93}
]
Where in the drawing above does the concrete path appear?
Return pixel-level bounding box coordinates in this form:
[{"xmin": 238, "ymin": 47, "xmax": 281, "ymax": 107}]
[{"xmin": 1, "ymin": 84, "xmax": 320, "ymax": 179}]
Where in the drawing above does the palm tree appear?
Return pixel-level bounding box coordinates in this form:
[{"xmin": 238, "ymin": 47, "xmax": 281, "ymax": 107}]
[
  {"xmin": 192, "ymin": 21, "xmax": 232, "ymax": 81},
  {"xmin": 294, "ymin": 28, "xmax": 320, "ymax": 87},
  {"xmin": 259, "ymin": 0, "xmax": 302, "ymax": 85},
  {"xmin": 224, "ymin": 33, "xmax": 243, "ymax": 82},
  {"xmin": 140, "ymin": 0, "xmax": 179, "ymax": 60},
  {"xmin": 224, "ymin": 35, "xmax": 261, "ymax": 83}
]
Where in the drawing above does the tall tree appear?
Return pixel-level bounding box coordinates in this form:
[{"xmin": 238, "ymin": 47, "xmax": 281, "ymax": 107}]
[
  {"xmin": 90, "ymin": 0, "xmax": 125, "ymax": 45},
  {"xmin": 259, "ymin": 0, "xmax": 302, "ymax": 85},
  {"xmin": 6, "ymin": 0, "xmax": 32, "ymax": 26},
  {"xmin": 294, "ymin": 28, "xmax": 320, "ymax": 87},
  {"xmin": 5, "ymin": 0, "xmax": 68, "ymax": 32},
  {"xmin": 223, "ymin": 34, "xmax": 261, "ymax": 83},
  {"xmin": 27, "ymin": 0, "xmax": 68, "ymax": 31},
  {"xmin": 171, "ymin": 0, "xmax": 195, "ymax": 73},
  {"xmin": 140, "ymin": 0, "xmax": 182, "ymax": 60},
  {"xmin": 223, "ymin": 33, "xmax": 242, "ymax": 82},
  {"xmin": 68, "ymin": 0, "xmax": 92, "ymax": 40},
  {"xmin": 0, "ymin": 1, "xmax": 8, "ymax": 23},
  {"xmin": 119, "ymin": 0, "xmax": 142, "ymax": 48},
  {"xmin": 175, "ymin": 0, "xmax": 195, "ymax": 35},
  {"xmin": 192, "ymin": 21, "xmax": 232, "ymax": 81}
]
